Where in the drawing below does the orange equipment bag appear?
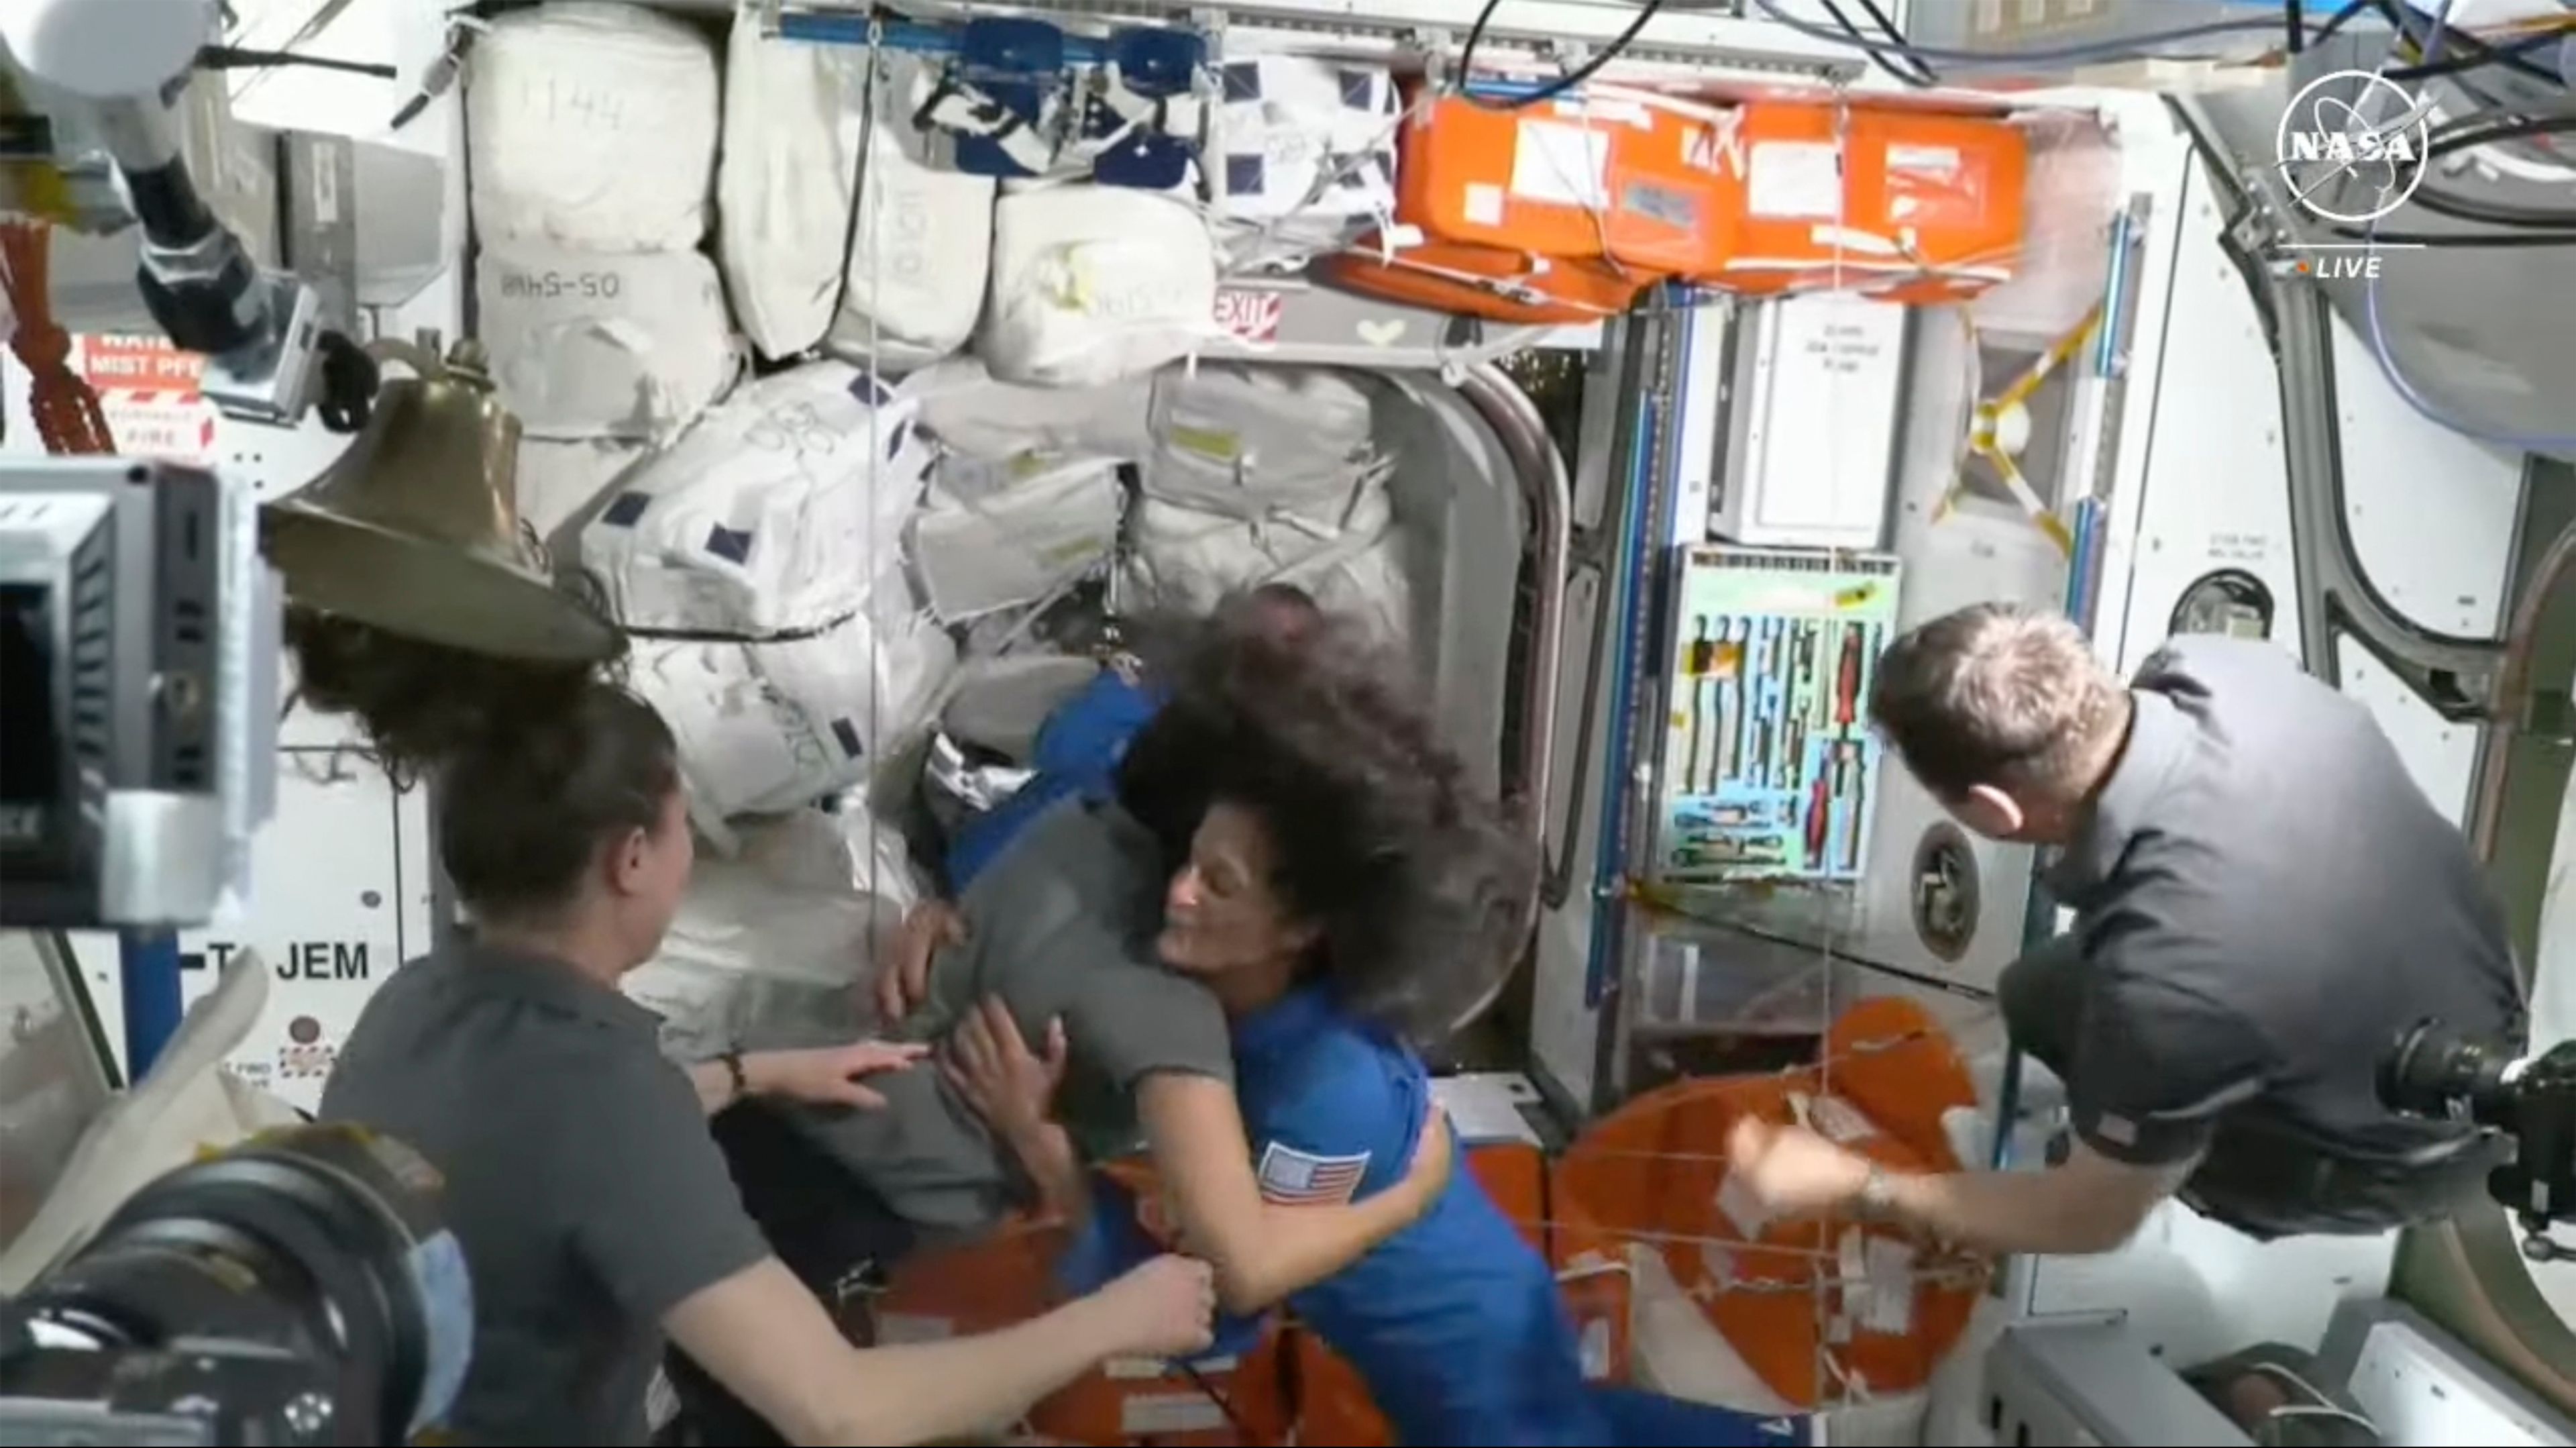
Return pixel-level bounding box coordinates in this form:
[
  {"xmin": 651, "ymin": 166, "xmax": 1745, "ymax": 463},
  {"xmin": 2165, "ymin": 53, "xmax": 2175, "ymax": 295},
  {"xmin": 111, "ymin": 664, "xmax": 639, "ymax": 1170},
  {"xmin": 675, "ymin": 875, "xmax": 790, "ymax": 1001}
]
[
  {"xmin": 1395, "ymin": 89, "xmax": 1734, "ymax": 275},
  {"xmin": 867, "ymin": 1199, "xmax": 1292, "ymax": 1446},
  {"xmin": 1314, "ymin": 234, "xmax": 1653, "ymax": 324},
  {"xmin": 1551, "ymin": 996, "xmax": 1992, "ymax": 1408},
  {"xmin": 1701, "ymin": 101, "xmax": 2028, "ymax": 303}
]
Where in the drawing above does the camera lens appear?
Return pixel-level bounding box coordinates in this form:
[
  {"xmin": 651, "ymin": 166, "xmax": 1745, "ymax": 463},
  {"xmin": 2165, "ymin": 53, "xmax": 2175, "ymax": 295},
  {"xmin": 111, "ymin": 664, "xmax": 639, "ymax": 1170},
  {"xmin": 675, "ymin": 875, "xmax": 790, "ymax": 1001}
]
[
  {"xmin": 2379, "ymin": 1020, "xmax": 2515, "ymax": 1127},
  {"xmin": 6, "ymin": 1124, "xmax": 471, "ymax": 1445}
]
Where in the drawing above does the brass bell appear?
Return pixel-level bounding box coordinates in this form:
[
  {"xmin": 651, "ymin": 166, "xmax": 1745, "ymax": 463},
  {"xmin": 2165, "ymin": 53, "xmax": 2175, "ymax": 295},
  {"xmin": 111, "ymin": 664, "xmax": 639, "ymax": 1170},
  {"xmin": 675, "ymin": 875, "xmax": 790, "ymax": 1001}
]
[{"xmin": 260, "ymin": 333, "xmax": 621, "ymax": 663}]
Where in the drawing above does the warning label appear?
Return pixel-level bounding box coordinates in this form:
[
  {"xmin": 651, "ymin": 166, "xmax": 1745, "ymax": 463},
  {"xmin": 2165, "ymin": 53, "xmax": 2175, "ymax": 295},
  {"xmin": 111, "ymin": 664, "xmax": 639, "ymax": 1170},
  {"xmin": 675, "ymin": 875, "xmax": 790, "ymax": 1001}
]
[
  {"xmin": 99, "ymin": 395, "xmax": 217, "ymax": 466},
  {"xmin": 79, "ymin": 333, "xmax": 206, "ymax": 393}
]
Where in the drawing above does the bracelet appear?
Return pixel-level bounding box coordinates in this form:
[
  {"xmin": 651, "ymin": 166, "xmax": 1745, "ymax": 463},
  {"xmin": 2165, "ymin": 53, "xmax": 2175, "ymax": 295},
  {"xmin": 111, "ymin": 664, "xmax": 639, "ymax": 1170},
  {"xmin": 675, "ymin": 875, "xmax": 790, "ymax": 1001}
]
[{"xmin": 718, "ymin": 1049, "xmax": 749, "ymax": 1103}]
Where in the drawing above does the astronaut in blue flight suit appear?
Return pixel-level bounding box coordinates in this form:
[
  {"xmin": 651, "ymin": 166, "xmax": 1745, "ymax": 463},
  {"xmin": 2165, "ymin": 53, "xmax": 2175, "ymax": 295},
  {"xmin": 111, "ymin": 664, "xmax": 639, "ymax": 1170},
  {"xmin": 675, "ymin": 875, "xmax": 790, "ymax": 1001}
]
[{"xmin": 942, "ymin": 621, "xmax": 1803, "ymax": 1447}]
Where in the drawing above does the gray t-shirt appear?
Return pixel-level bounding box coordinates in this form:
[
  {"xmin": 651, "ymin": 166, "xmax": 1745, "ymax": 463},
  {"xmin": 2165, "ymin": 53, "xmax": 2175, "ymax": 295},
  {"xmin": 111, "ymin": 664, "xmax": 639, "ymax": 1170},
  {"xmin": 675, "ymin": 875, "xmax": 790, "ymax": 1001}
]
[
  {"xmin": 321, "ymin": 943, "xmax": 769, "ymax": 1446},
  {"xmin": 768, "ymin": 797, "xmax": 1235, "ymax": 1231},
  {"xmin": 2035, "ymin": 637, "xmax": 2523, "ymax": 1235}
]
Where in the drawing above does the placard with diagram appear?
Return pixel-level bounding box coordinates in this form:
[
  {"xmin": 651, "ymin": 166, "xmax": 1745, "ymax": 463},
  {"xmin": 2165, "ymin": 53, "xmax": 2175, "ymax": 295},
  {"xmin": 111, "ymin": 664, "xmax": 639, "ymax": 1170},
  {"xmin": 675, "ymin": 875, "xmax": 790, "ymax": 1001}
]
[{"xmin": 1654, "ymin": 546, "xmax": 1902, "ymax": 884}]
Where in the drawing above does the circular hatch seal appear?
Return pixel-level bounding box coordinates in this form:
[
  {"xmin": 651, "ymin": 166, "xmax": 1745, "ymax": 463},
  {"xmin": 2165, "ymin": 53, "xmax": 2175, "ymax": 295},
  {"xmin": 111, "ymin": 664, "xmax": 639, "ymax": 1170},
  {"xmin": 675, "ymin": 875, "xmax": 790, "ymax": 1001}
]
[{"xmin": 1911, "ymin": 823, "xmax": 1982, "ymax": 964}]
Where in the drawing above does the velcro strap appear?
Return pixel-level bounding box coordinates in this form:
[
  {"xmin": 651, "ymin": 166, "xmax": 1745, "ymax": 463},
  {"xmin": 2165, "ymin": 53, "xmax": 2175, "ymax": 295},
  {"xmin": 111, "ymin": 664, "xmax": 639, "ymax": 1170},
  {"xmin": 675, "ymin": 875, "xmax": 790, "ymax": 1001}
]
[
  {"xmin": 912, "ymin": 75, "xmax": 1060, "ymax": 174},
  {"xmin": 1094, "ymin": 67, "xmax": 1206, "ymax": 140}
]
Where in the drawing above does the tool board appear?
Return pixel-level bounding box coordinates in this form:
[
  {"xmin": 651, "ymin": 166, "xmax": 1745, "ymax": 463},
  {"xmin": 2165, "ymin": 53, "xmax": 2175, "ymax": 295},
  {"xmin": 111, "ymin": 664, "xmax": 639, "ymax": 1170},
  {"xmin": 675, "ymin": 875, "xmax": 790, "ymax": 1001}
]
[{"xmin": 1650, "ymin": 546, "xmax": 1902, "ymax": 885}]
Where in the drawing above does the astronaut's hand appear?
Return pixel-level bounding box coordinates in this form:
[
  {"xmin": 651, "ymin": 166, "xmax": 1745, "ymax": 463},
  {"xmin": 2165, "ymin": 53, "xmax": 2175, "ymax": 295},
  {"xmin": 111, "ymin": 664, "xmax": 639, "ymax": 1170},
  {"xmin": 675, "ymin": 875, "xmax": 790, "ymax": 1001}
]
[
  {"xmin": 1726, "ymin": 1117, "xmax": 1876, "ymax": 1217},
  {"xmin": 748, "ymin": 1040, "xmax": 930, "ymax": 1110},
  {"xmin": 1087, "ymin": 1254, "xmax": 1217, "ymax": 1360},
  {"xmin": 942, "ymin": 996, "xmax": 1069, "ymax": 1141},
  {"xmin": 874, "ymin": 898, "xmax": 967, "ymax": 1025}
]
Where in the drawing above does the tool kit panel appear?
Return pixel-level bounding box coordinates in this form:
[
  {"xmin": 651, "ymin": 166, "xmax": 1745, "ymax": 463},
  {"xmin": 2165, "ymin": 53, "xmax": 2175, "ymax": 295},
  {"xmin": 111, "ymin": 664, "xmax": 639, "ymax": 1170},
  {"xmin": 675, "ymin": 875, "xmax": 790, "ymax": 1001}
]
[{"xmin": 1654, "ymin": 546, "xmax": 1902, "ymax": 885}]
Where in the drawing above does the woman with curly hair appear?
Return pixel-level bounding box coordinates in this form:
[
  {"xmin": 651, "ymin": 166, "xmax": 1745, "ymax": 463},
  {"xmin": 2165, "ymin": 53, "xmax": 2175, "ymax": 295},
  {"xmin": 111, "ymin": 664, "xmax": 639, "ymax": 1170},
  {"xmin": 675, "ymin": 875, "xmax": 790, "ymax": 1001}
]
[{"xmin": 946, "ymin": 614, "xmax": 1794, "ymax": 1447}]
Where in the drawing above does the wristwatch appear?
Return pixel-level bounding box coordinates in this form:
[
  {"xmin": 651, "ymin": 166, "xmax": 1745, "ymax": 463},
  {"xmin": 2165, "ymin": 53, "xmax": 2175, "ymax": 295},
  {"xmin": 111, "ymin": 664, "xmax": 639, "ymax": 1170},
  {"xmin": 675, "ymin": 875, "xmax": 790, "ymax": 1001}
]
[
  {"xmin": 1856, "ymin": 1161, "xmax": 1896, "ymax": 1221},
  {"xmin": 718, "ymin": 1049, "xmax": 749, "ymax": 1104}
]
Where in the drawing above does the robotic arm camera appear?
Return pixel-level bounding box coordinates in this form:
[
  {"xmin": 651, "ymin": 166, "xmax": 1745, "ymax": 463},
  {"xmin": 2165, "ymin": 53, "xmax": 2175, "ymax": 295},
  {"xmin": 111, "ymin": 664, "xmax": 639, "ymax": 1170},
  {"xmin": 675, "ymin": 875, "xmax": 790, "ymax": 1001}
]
[
  {"xmin": 2379, "ymin": 1019, "xmax": 2575, "ymax": 1263},
  {"xmin": 0, "ymin": 0, "xmax": 335, "ymax": 425}
]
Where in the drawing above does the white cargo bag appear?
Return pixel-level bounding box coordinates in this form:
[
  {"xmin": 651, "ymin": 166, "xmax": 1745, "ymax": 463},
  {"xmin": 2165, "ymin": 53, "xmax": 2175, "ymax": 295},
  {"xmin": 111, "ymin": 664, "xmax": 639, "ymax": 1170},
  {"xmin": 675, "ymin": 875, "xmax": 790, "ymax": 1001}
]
[
  {"xmin": 940, "ymin": 654, "xmax": 1105, "ymax": 762},
  {"xmin": 516, "ymin": 437, "xmax": 649, "ymax": 546},
  {"xmin": 581, "ymin": 362, "xmax": 930, "ymax": 635},
  {"xmin": 1142, "ymin": 363, "xmax": 1379, "ymax": 519},
  {"xmin": 912, "ymin": 458, "xmax": 1124, "ymax": 621},
  {"xmin": 632, "ymin": 599, "xmax": 955, "ymax": 825},
  {"xmin": 1213, "ymin": 55, "xmax": 1399, "ymax": 270},
  {"xmin": 1126, "ymin": 486, "xmax": 1414, "ymax": 648},
  {"xmin": 718, "ymin": 20, "xmax": 996, "ymax": 364},
  {"xmin": 824, "ymin": 134, "xmax": 999, "ymax": 374},
  {"xmin": 468, "ymin": 2, "xmax": 719, "ymax": 252},
  {"xmin": 911, "ymin": 356, "xmax": 1156, "ymax": 462},
  {"xmin": 828, "ymin": 48, "xmax": 998, "ymax": 372},
  {"xmin": 715, "ymin": 4, "xmax": 857, "ymax": 356},
  {"xmin": 749, "ymin": 597, "xmax": 957, "ymax": 809},
  {"xmin": 623, "ymin": 805, "xmax": 920, "ymax": 1057},
  {"xmin": 478, "ymin": 244, "xmax": 740, "ymax": 441},
  {"xmin": 979, "ymin": 187, "xmax": 1221, "ymax": 389}
]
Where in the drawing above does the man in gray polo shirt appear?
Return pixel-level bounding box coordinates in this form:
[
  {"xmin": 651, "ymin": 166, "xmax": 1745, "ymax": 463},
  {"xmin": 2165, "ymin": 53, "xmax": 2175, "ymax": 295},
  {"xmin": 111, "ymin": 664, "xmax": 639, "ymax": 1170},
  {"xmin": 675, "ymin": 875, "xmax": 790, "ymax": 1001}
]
[{"xmin": 1725, "ymin": 602, "xmax": 2525, "ymax": 1251}]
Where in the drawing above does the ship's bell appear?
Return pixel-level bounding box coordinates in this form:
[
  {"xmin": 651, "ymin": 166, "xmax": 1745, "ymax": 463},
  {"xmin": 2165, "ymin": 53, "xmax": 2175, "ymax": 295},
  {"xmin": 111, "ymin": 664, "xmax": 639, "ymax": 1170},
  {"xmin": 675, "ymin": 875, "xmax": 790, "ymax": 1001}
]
[{"xmin": 260, "ymin": 333, "xmax": 619, "ymax": 662}]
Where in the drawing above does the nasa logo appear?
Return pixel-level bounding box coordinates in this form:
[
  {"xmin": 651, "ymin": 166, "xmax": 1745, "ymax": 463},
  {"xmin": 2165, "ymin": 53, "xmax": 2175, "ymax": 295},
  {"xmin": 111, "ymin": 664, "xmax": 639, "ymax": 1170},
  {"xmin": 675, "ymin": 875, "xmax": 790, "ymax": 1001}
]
[{"xmin": 2273, "ymin": 68, "xmax": 2432, "ymax": 225}]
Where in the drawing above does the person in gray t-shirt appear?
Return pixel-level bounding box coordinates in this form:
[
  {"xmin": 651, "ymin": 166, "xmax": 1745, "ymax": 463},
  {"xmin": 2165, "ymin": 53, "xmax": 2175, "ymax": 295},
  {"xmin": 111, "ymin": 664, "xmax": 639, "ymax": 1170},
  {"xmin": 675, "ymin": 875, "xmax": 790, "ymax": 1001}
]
[
  {"xmin": 773, "ymin": 794, "xmax": 1233, "ymax": 1234},
  {"xmin": 769, "ymin": 601, "xmax": 1457, "ymax": 1317},
  {"xmin": 320, "ymin": 680, "xmax": 1215, "ymax": 1446}
]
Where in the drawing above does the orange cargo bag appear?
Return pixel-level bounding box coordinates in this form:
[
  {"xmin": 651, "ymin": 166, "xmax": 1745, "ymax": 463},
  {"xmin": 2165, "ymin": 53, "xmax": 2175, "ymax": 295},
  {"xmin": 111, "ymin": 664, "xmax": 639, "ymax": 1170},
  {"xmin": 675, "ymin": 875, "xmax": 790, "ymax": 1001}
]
[
  {"xmin": 1314, "ymin": 233, "xmax": 1652, "ymax": 324},
  {"xmin": 870, "ymin": 1184, "xmax": 1291, "ymax": 1446},
  {"xmin": 1396, "ymin": 88, "xmax": 1734, "ymax": 274},
  {"xmin": 1028, "ymin": 1327, "xmax": 1291, "ymax": 1447},
  {"xmin": 1703, "ymin": 101, "xmax": 2027, "ymax": 301},
  {"xmin": 1552, "ymin": 996, "xmax": 1992, "ymax": 1408}
]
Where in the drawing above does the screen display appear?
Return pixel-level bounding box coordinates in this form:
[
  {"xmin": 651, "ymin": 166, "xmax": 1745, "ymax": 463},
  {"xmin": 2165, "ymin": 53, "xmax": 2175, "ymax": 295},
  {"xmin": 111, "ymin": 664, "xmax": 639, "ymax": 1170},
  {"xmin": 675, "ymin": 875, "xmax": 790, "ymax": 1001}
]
[{"xmin": 0, "ymin": 581, "xmax": 62, "ymax": 863}]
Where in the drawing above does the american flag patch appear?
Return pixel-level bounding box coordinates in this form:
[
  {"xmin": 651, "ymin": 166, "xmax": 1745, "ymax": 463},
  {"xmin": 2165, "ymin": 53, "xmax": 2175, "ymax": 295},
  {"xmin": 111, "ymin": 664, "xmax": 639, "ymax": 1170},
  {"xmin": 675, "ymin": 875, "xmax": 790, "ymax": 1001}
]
[{"xmin": 1255, "ymin": 1142, "xmax": 1371, "ymax": 1206}]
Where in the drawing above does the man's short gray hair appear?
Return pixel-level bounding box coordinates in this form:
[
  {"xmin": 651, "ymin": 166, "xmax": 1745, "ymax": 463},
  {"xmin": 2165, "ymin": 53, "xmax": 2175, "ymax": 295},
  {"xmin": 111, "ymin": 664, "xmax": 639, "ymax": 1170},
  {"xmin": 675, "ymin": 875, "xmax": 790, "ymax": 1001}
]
[{"xmin": 1868, "ymin": 603, "xmax": 2122, "ymax": 799}]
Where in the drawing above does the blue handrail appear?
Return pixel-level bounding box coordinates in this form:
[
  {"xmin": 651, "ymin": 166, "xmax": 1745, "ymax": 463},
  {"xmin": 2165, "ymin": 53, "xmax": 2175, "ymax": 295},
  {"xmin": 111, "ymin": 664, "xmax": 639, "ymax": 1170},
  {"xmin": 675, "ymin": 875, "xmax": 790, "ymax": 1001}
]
[{"xmin": 119, "ymin": 930, "xmax": 184, "ymax": 1082}]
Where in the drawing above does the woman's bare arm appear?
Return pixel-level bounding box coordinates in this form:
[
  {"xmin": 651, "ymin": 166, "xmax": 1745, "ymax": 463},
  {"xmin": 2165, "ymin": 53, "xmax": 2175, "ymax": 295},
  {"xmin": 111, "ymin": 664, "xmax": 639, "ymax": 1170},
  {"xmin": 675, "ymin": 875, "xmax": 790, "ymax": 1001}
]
[
  {"xmin": 666, "ymin": 1253, "xmax": 1212, "ymax": 1446},
  {"xmin": 1136, "ymin": 1071, "xmax": 1450, "ymax": 1316}
]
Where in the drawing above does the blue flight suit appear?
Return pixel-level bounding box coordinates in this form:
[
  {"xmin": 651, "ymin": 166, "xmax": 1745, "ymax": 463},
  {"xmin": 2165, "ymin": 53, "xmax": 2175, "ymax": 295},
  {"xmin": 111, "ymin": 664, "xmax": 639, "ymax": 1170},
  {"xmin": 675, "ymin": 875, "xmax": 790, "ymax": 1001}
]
[
  {"xmin": 947, "ymin": 668, "xmax": 1163, "ymax": 890},
  {"xmin": 1061, "ymin": 986, "xmax": 1809, "ymax": 1447}
]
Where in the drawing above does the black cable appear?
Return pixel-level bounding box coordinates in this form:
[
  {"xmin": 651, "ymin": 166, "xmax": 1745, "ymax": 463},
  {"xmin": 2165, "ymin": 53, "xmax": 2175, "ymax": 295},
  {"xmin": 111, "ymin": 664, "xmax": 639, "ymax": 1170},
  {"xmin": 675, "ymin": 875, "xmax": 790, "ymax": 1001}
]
[
  {"xmin": 2408, "ymin": 111, "xmax": 2576, "ymax": 227},
  {"xmin": 1847, "ymin": 0, "xmax": 1931, "ymax": 76},
  {"xmin": 2315, "ymin": 0, "xmax": 2374, "ymax": 45},
  {"xmin": 2373, "ymin": 0, "xmax": 2566, "ymax": 86},
  {"xmin": 2334, "ymin": 223, "xmax": 2576, "ymax": 245},
  {"xmin": 2406, "ymin": 178, "xmax": 2576, "ymax": 228},
  {"xmin": 2428, "ymin": 109, "xmax": 2576, "ymax": 158},
  {"xmin": 1819, "ymin": 0, "xmax": 1935, "ymax": 89},
  {"xmin": 1455, "ymin": 0, "xmax": 1666, "ymax": 111},
  {"xmin": 2389, "ymin": 25, "xmax": 2570, "ymax": 81},
  {"xmin": 195, "ymin": 45, "xmax": 398, "ymax": 81},
  {"xmin": 1753, "ymin": 0, "xmax": 2348, "ymax": 67},
  {"xmin": 2290, "ymin": 0, "xmax": 2308, "ymax": 55}
]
